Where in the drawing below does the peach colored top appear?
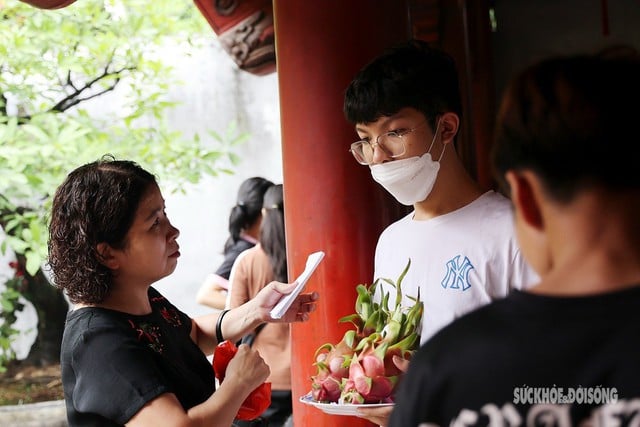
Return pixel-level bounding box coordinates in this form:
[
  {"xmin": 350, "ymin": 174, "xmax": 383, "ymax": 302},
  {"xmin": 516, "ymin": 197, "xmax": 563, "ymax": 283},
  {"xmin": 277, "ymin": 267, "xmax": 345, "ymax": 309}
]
[{"xmin": 228, "ymin": 245, "xmax": 291, "ymax": 391}]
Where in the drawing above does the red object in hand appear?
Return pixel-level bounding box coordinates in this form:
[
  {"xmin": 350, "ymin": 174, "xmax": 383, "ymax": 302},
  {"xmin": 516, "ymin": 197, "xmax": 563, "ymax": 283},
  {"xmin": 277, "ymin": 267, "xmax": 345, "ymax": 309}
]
[{"xmin": 213, "ymin": 340, "xmax": 272, "ymax": 421}]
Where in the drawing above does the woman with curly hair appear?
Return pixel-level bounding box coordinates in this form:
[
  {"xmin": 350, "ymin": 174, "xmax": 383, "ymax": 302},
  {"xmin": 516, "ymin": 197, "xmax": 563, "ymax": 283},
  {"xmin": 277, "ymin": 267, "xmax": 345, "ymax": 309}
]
[{"xmin": 48, "ymin": 156, "xmax": 318, "ymax": 427}]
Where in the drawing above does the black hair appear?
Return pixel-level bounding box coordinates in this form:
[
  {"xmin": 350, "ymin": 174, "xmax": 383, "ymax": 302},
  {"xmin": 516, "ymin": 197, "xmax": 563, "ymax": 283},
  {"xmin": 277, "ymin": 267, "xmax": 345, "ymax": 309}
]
[
  {"xmin": 260, "ymin": 184, "xmax": 287, "ymax": 282},
  {"xmin": 344, "ymin": 39, "xmax": 463, "ymax": 132},
  {"xmin": 48, "ymin": 156, "xmax": 157, "ymax": 304},
  {"xmin": 492, "ymin": 46, "xmax": 640, "ymax": 202},
  {"xmin": 224, "ymin": 177, "xmax": 274, "ymax": 253}
]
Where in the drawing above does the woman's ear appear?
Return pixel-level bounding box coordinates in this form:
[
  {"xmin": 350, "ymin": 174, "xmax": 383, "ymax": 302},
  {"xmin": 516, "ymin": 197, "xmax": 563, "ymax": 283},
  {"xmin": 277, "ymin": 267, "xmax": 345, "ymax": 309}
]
[
  {"xmin": 505, "ymin": 170, "xmax": 544, "ymax": 231},
  {"xmin": 439, "ymin": 112, "xmax": 460, "ymax": 145},
  {"xmin": 96, "ymin": 242, "xmax": 119, "ymax": 270}
]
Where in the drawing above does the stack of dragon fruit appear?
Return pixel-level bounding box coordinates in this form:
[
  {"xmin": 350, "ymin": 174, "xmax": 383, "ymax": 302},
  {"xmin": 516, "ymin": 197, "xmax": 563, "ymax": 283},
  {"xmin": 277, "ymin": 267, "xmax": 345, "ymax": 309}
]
[{"xmin": 310, "ymin": 260, "xmax": 423, "ymax": 404}]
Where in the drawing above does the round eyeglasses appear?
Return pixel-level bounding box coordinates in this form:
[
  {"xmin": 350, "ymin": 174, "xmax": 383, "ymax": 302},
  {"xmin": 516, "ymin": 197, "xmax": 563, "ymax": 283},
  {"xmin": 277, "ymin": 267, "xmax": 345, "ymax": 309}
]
[{"xmin": 349, "ymin": 121, "xmax": 428, "ymax": 165}]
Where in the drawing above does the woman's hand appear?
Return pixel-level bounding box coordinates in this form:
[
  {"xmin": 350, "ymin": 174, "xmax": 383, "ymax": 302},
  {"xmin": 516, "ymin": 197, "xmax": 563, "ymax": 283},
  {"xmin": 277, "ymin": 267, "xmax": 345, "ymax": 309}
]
[
  {"xmin": 254, "ymin": 281, "xmax": 319, "ymax": 323},
  {"xmin": 224, "ymin": 344, "xmax": 270, "ymax": 393},
  {"xmin": 193, "ymin": 282, "xmax": 319, "ymax": 352}
]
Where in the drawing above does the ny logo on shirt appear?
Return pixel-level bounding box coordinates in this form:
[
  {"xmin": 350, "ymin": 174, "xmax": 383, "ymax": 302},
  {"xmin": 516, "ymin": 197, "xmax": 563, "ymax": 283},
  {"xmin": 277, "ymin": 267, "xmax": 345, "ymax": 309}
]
[{"xmin": 441, "ymin": 255, "xmax": 474, "ymax": 291}]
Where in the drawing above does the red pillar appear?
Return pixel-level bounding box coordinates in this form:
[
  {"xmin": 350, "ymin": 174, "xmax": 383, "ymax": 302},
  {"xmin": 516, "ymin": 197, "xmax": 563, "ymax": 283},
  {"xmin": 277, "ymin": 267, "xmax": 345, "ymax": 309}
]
[{"xmin": 273, "ymin": 2, "xmax": 409, "ymax": 426}]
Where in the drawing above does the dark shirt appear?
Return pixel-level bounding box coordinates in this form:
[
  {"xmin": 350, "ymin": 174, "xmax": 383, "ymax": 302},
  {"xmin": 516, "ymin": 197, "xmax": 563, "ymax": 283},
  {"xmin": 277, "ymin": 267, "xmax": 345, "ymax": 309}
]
[
  {"xmin": 390, "ymin": 286, "xmax": 640, "ymax": 426},
  {"xmin": 60, "ymin": 287, "xmax": 215, "ymax": 426},
  {"xmin": 215, "ymin": 238, "xmax": 255, "ymax": 279}
]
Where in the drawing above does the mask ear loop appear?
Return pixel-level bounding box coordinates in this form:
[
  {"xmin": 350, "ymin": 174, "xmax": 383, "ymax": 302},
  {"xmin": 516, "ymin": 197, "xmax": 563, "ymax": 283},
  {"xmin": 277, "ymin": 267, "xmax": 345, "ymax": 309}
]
[{"xmin": 426, "ymin": 119, "xmax": 444, "ymax": 161}]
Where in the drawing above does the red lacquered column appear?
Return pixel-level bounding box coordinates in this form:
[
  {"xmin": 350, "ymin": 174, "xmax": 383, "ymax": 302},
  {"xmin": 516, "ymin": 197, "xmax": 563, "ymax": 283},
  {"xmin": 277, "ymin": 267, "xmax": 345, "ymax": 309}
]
[{"xmin": 273, "ymin": 1, "xmax": 409, "ymax": 426}]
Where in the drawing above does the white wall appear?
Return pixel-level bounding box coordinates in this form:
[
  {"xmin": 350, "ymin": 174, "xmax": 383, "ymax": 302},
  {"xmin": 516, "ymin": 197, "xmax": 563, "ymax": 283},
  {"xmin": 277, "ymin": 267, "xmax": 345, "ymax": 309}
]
[{"xmin": 151, "ymin": 40, "xmax": 283, "ymax": 317}]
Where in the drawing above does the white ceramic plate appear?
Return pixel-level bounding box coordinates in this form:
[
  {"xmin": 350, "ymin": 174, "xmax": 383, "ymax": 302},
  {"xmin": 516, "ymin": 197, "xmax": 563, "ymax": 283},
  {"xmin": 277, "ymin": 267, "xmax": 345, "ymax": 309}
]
[{"xmin": 299, "ymin": 393, "xmax": 394, "ymax": 416}]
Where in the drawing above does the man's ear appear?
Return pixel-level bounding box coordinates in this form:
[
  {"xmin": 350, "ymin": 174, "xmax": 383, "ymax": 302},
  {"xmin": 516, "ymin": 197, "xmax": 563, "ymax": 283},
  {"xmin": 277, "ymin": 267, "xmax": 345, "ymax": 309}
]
[
  {"xmin": 96, "ymin": 242, "xmax": 119, "ymax": 270},
  {"xmin": 439, "ymin": 112, "xmax": 459, "ymax": 145},
  {"xmin": 505, "ymin": 170, "xmax": 544, "ymax": 230}
]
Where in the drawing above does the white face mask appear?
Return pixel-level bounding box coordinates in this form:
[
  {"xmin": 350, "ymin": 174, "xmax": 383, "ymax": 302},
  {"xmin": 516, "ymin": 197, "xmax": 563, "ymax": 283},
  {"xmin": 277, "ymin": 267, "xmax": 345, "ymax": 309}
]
[{"xmin": 370, "ymin": 120, "xmax": 444, "ymax": 206}]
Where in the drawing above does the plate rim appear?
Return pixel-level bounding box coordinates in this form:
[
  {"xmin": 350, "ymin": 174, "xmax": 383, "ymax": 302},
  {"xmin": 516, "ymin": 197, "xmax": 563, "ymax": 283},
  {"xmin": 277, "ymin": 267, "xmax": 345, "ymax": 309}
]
[{"xmin": 299, "ymin": 392, "xmax": 394, "ymax": 415}]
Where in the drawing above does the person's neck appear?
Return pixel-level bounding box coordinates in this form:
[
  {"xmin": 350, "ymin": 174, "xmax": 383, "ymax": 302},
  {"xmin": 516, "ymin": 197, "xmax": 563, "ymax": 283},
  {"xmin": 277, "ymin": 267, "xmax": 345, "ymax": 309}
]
[
  {"xmin": 531, "ymin": 252, "xmax": 640, "ymax": 297},
  {"xmin": 413, "ymin": 157, "xmax": 484, "ymax": 220},
  {"xmin": 78, "ymin": 284, "xmax": 153, "ymax": 315},
  {"xmin": 243, "ymin": 221, "xmax": 261, "ymax": 242},
  {"xmin": 529, "ymin": 191, "xmax": 640, "ymax": 296}
]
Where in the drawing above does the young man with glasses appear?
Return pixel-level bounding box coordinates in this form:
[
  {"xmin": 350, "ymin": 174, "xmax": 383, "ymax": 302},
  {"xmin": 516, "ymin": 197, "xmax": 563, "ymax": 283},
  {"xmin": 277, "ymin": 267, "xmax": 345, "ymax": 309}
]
[{"xmin": 343, "ymin": 40, "xmax": 536, "ymax": 425}]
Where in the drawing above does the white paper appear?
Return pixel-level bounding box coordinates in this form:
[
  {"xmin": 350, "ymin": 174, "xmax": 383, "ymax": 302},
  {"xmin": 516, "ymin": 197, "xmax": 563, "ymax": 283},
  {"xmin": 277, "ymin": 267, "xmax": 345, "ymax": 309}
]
[{"xmin": 270, "ymin": 251, "xmax": 325, "ymax": 319}]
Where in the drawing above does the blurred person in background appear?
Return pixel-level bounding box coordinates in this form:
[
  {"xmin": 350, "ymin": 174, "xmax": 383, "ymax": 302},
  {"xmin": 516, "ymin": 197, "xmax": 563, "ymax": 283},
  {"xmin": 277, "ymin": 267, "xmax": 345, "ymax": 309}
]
[
  {"xmin": 196, "ymin": 177, "xmax": 273, "ymax": 310},
  {"xmin": 228, "ymin": 184, "xmax": 292, "ymax": 427}
]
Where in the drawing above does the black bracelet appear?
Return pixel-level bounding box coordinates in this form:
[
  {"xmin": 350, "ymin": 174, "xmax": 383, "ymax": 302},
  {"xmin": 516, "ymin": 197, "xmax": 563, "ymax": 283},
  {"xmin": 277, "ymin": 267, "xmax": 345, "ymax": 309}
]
[{"xmin": 216, "ymin": 309, "xmax": 230, "ymax": 343}]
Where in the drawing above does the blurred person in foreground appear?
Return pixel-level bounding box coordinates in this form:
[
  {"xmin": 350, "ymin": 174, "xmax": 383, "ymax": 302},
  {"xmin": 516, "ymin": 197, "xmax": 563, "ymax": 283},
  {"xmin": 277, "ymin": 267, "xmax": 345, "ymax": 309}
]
[{"xmin": 389, "ymin": 46, "xmax": 640, "ymax": 426}]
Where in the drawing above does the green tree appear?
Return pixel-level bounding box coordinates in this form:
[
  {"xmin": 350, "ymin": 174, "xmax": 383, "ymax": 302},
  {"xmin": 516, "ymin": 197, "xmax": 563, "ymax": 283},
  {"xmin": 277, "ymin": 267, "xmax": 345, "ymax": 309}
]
[{"xmin": 0, "ymin": 0, "xmax": 245, "ymax": 368}]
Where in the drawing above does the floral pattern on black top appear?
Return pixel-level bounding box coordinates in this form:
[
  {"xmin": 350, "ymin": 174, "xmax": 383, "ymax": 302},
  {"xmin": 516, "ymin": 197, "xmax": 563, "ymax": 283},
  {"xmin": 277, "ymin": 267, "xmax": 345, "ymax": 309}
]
[
  {"xmin": 128, "ymin": 319, "xmax": 164, "ymax": 354},
  {"xmin": 159, "ymin": 306, "xmax": 183, "ymax": 327},
  {"xmin": 150, "ymin": 295, "xmax": 183, "ymax": 328}
]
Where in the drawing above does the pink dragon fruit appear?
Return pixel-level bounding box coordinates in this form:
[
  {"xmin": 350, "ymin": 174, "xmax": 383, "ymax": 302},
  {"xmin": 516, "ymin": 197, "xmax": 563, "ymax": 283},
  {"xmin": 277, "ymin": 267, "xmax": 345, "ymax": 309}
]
[
  {"xmin": 310, "ymin": 329, "xmax": 359, "ymax": 402},
  {"xmin": 309, "ymin": 259, "xmax": 423, "ymax": 405},
  {"xmin": 349, "ymin": 344, "xmax": 399, "ymax": 403},
  {"xmin": 311, "ymin": 370, "xmax": 342, "ymax": 402}
]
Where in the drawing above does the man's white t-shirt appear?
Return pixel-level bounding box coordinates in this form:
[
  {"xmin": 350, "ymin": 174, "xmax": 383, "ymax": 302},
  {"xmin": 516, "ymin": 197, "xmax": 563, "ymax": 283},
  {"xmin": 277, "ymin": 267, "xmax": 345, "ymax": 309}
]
[{"xmin": 374, "ymin": 191, "xmax": 537, "ymax": 343}]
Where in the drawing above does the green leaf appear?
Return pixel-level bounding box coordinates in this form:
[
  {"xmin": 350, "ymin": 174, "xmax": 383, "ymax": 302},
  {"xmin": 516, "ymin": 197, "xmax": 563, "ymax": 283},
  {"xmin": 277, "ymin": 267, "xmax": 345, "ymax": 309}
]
[
  {"xmin": 25, "ymin": 251, "xmax": 42, "ymax": 277},
  {"xmin": 21, "ymin": 124, "xmax": 50, "ymax": 143},
  {"xmin": 1, "ymin": 299, "xmax": 14, "ymax": 312}
]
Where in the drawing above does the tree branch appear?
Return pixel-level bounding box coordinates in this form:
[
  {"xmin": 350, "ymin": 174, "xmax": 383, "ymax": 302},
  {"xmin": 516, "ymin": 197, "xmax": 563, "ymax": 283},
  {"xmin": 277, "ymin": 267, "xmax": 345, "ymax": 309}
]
[
  {"xmin": 0, "ymin": 92, "xmax": 6, "ymax": 117},
  {"xmin": 51, "ymin": 65, "xmax": 136, "ymax": 113},
  {"xmin": 54, "ymin": 77, "xmax": 122, "ymax": 111}
]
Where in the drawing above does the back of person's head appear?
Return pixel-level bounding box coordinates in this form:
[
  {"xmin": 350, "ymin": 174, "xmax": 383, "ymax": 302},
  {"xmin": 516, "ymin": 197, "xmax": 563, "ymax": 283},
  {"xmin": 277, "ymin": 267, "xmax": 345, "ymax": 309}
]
[
  {"xmin": 260, "ymin": 184, "xmax": 287, "ymax": 282},
  {"xmin": 344, "ymin": 38, "xmax": 463, "ymax": 132},
  {"xmin": 492, "ymin": 46, "xmax": 640, "ymax": 202},
  {"xmin": 48, "ymin": 155, "xmax": 157, "ymax": 304},
  {"xmin": 225, "ymin": 177, "xmax": 274, "ymax": 252}
]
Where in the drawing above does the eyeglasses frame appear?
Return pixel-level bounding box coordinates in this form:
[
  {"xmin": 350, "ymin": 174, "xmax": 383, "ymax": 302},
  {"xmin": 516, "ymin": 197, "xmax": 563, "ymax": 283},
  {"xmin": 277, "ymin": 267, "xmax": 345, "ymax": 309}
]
[{"xmin": 349, "ymin": 120, "xmax": 430, "ymax": 165}]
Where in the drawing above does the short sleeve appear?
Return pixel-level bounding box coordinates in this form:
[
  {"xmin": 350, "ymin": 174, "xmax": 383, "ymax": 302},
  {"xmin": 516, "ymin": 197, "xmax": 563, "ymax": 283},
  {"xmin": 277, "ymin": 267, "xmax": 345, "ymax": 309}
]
[
  {"xmin": 70, "ymin": 326, "xmax": 170, "ymax": 424},
  {"xmin": 215, "ymin": 250, "xmax": 239, "ymax": 279},
  {"xmin": 215, "ymin": 239, "xmax": 254, "ymax": 279}
]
